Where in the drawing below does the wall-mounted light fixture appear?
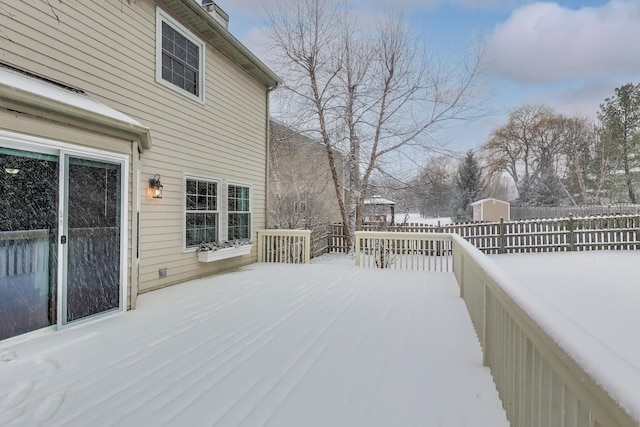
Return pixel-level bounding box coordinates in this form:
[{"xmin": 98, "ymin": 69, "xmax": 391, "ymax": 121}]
[
  {"xmin": 4, "ymin": 168, "xmax": 20, "ymax": 175},
  {"xmin": 149, "ymin": 174, "xmax": 164, "ymax": 199}
]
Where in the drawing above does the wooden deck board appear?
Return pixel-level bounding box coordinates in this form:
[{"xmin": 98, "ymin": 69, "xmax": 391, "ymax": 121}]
[{"xmin": 0, "ymin": 263, "xmax": 508, "ymax": 427}]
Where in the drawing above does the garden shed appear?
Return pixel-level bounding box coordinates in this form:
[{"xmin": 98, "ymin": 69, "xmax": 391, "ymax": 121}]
[
  {"xmin": 470, "ymin": 198, "xmax": 510, "ymax": 222},
  {"xmin": 364, "ymin": 196, "xmax": 396, "ymax": 225}
]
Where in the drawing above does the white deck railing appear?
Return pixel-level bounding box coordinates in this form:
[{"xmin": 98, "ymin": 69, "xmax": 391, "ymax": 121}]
[
  {"xmin": 257, "ymin": 229, "xmax": 311, "ymax": 264},
  {"xmin": 264, "ymin": 229, "xmax": 638, "ymax": 425},
  {"xmin": 451, "ymin": 234, "xmax": 638, "ymax": 427},
  {"xmin": 354, "ymin": 231, "xmax": 452, "ymax": 271}
]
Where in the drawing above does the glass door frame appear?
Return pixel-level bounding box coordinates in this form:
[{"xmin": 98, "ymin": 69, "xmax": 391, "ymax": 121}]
[
  {"xmin": 58, "ymin": 149, "xmax": 128, "ymax": 327},
  {"xmin": 0, "ymin": 130, "xmax": 129, "ymax": 334}
]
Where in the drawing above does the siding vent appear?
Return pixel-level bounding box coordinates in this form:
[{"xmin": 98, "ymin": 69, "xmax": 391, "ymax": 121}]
[{"xmin": 201, "ymin": 0, "xmax": 229, "ymax": 29}]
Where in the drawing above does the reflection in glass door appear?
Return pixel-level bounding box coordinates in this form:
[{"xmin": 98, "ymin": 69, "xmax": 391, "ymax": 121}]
[
  {"xmin": 0, "ymin": 148, "xmax": 59, "ymax": 340},
  {"xmin": 0, "ymin": 145, "xmax": 125, "ymax": 340},
  {"xmin": 63, "ymin": 156, "xmax": 122, "ymax": 323}
]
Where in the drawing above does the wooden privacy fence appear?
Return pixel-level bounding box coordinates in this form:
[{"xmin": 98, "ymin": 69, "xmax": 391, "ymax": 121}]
[
  {"xmin": 354, "ymin": 231, "xmax": 452, "ymax": 272},
  {"xmin": 257, "ymin": 230, "xmax": 311, "ymax": 264},
  {"xmin": 311, "ymin": 228, "xmax": 329, "ymax": 258},
  {"xmin": 512, "ymin": 204, "xmax": 640, "ymax": 220},
  {"xmin": 331, "ymin": 214, "xmax": 640, "ymax": 254},
  {"xmin": 329, "ymin": 223, "xmax": 349, "ymax": 253},
  {"xmin": 452, "ymin": 234, "xmax": 639, "ymax": 427}
]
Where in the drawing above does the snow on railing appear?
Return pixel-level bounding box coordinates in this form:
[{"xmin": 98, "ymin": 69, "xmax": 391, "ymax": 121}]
[
  {"xmin": 257, "ymin": 229, "xmax": 311, "ymax": 264},
  {"xmin": 354, "ymin": 231, "xmax": 452, "ymax": 271},
  {"xmin": 452, "ymin": 234, "xmax": 640, "ymax": 427}
]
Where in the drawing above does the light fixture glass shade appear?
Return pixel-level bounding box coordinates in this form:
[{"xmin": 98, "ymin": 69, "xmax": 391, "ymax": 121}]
[{"xmin": 149, "ymin": 174, "xmax": 163, "ymax": 199}]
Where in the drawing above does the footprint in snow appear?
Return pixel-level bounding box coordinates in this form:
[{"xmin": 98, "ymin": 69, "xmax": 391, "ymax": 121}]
[
  {"xmin": 5, "ymin": 381, "xmax": 34, "ymax": 407},
  {"xmin": 0, "ymin": 350, "xmax": 17, "ymax": 363},
  {"xmin": 34, "ymin": 393, "xmax": 66, "ymax": 422},
  {"xmin": 0, "ymin": 405, "xmax": 26, "ymax": 426},
  {"xmin": 36, "ymin": 358, "xmax": 62, "ymax": 373}
]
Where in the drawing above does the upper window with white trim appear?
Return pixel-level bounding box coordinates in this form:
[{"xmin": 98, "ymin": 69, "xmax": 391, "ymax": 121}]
[{"xmin": 156, "ymin": 8, "xmax": 205, "ymax": 103}]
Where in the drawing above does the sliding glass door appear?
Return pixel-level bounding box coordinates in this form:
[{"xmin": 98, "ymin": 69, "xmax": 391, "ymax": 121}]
[
  {"xmin": 0, "ymin": 148, "xmax": 59, "ymax": 340},
  {"xmin": 0, "ymin": 145, "xmax": 125, "ymax": 340},
  {"xmin": 63, "ymin": 155, "xmax": 122, "ymax": 323}
]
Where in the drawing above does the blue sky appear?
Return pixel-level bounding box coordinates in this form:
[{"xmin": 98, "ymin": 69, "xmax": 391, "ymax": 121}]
[{"xmin": 212, "ymin": 0, "xmax": 640, "ymax": 152}]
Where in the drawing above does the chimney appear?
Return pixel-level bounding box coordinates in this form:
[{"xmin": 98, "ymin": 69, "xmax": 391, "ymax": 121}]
[{"xmin": 201, "ymin": 0, "xmax": 229, "ymax": 29}]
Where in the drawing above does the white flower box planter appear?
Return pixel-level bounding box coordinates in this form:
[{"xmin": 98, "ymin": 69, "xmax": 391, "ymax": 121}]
[{"xmin": 197, "ymin": 245, "xmax": 253, "ymax": 263}]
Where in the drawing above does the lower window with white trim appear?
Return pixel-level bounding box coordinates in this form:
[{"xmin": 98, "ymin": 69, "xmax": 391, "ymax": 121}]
[
  {"xmin": 227, "ymin": 183, "xmax": 251, "ymax": 240},
  {"xmin": 185, "ymin": 176, "xmax": 218, "ymax": 248}
]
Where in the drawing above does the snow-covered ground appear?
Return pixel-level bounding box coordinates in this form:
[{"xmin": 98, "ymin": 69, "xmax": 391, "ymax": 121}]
[
  {"xmin": 0, "ymin": 263, "xmax": 508, "ymax": 427},
  {"xmin": 394, "ymin": 213, "xmax": 452, "ymax": 226},
  {"xmin": 491, "ymin": 250, "xmax": 640, "ymax": 420}
]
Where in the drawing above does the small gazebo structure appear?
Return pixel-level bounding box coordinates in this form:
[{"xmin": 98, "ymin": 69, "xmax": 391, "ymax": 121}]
[{"xmin": 363, "ymin": 195, "xmax": 396, "ymax": 225}]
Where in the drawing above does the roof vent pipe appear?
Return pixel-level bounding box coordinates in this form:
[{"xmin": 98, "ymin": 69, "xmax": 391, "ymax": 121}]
[{"xmin": 201, "ymin": 0, "xmax": 229, "ymax": 29}]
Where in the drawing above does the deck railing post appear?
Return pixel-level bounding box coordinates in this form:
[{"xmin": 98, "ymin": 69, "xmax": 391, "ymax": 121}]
[
  {"xmin": 303, "ymin": 230, "xmax": 311, "ymax": 263},
  {"xmin": 459, "ymin": 251, "xmax": 464, "ymax": 298},
  {"xmin": 482, "ymin": 281, "xmax": 488, "ymax": 367},
  {"xmin": 257, "ymin": 231, "xmax": 264, "ymax": 262},
  {"xmin": 499, "ymin": 217, "xmax": 506, "ymax": 254},
  {"xmin": 355, "ymin": 234, "xmax": 361, "ymax": 266},
  {"xmin": 636, "ymin": 215, "xmax": 640, "ymax": 250}
]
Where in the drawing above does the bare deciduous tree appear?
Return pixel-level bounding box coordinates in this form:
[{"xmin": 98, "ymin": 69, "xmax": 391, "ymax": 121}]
[
  {"xmin": 561, "ymin": 116, "xmax": 615, "ymax": 205},
  {"xmin": 266, "ymin": 0, "xmax": 482, "ymax": 250},
  {"xmin": 598, "ymin": 83, "xmax": 640, "ymax": 203},
  {"xmin": 482, "ymin": 105, "xmax": 566, "ymax": 187},
  {"xmin": 269, "ymin": 122, "xmax": 342, "ymax": 233}
]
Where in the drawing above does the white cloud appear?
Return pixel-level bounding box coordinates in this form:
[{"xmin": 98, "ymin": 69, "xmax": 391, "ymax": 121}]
[
  {"xmin": 532, "ymin": 78, "xmax": 636, "ymax": 119},
  {"xmin": 486, "ymin": 1, "xmax": 640, "ymax": 83}
]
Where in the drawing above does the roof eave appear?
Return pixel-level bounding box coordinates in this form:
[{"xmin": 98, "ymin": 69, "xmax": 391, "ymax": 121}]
[
  {"xmin": 0, "ymin": 83, "xmax": 153, "ymax": 151},
  {"xmin": 170, "ymin": 0, "xmax": 281, "ymax": 89}
]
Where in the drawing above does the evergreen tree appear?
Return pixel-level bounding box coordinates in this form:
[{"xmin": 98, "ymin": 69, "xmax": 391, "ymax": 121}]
[
  {"xmin": 516, "ymin": 174, "xmax": 534, "ymax": 206},
  {"xmin": 454, "ymin": 150, "xmax": 483, "ymax": 222},
  {"xmin": 533, "ymin": 161, "xmax": 565, "ymax": 206}
]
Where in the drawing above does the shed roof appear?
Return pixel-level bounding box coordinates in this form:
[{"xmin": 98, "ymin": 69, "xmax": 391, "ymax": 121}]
[
  {"xmin": 470, "ymin": 198, "xmax": 510, "ymax": 207},
  {"xmin": 364, "ymin": 195, "xmax": 396, "ymax": 205}
]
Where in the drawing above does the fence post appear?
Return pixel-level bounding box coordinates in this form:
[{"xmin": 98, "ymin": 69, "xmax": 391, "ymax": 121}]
[
  {"xmin": 354, "ymin": 233, "xmax": 361, "ymax": 266},
  {"xmin": 568, "ymin": 213, "xmax": 575, "ymax": 251},
  {"xmin": 499, "ymin": 217, "xmax": 506, "ymax": 254}
]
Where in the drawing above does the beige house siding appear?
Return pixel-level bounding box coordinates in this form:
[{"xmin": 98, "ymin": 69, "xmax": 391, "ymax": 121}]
[
  {"xmin": 0, "ymin": 0, "xmax": 274, "ymax": 295},
  {"xmin": 269, "ymin": 122, "xmax": 344, "ymax": 228},
  {"xmin": 0, "ymin": 109, "xmax": 137, "ymax": 307}
]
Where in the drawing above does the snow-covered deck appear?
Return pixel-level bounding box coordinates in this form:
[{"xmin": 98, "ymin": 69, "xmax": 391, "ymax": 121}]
[{"xmin": 0, "ymin": 263, "xmax": 508, "ymax": 427}]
